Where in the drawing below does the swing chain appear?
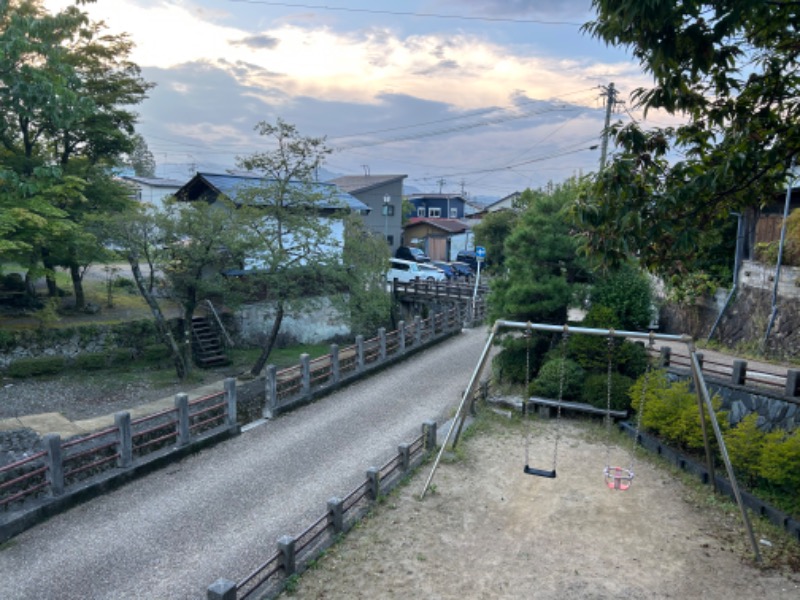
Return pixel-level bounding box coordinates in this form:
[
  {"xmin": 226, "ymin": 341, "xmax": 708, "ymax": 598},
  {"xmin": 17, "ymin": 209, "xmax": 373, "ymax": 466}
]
[
  {"xmin": 604, "ymin": 332, "xmax": 615, "ymax": 470},
  {"xmin": 629, "ymin": 334, "xmax": 656, "ymax": 471},
  {"xmin": 551, "ymin": 328, "xmax": 569, "ymax": 471}
]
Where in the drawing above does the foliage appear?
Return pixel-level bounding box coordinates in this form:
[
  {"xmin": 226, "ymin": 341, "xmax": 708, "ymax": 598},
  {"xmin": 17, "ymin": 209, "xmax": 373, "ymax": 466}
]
[
  {"xmin": 664, "ymin": 270, "xmax": 719, "ymax": 307},
  {"xmin": 472, "ymin": 209, "xmax": 518, "ymax": 274},
  {"xmin": 581, "ymin": 372, "xmax": 634, "ymax": 411},
  {"xmin": 339, "ymin": 214, "xmax": 392, "ymax": 336},
  {"xmin": 575, "ymin": 1, "xmax": 798, "ymax": 282},
  {"xmin": 125, "ymin": 133, "xmax": 156, "ymax": 178},
  {"xmin": 529, "ymin": 357, "xmax": 585, "ymax": 402},
  {"xmin": 724, "ymin": 413, "xmax": 765, "ymax": 488},
  {"xmin": 73, "ymin": 352, "xmax": 107, "ymax": 371},
  {"xmin": 491, "ymin": 332, "xmax": 552, "ymax": 386},
  {"xmin": 630, "ymin": 369, "xmax": 727, "ymax": 452},
  {"xmin": 759, "ymin": 429, "xmax": 800, "ymax": 512},
  {"xmin": 6, "ymin": 356, "xmax": 65, "ymax": 378},
  {"xmin": 589, "ymin": 262, "xmax": 654, "ymax": 331},
  {"xmin": 488, "ymin": 178, "xmax": 588, "ymax": 325}
]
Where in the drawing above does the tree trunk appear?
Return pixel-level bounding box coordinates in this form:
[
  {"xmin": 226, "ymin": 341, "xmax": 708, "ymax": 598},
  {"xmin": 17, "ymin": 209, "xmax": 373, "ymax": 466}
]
[
  {"xmin": 69, "ymin": 263, "xmax": 85, "ymax": 310},
  {"xmin": 127, "ymin": 253, "xmax": 187, "ymax": 379},
  {"xmin": 42, "ymin": 254, "xmax": 58, "ymax": 298},
  {"xmin": 250, "ymin": 300, "xmax": 285, "ymax": 377}
]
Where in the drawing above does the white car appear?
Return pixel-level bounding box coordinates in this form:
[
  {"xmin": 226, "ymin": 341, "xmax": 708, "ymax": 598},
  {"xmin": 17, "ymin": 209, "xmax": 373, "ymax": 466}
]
[{"xmin": 386, "ymin": 258, "xmax": 446, "ymax": 283}]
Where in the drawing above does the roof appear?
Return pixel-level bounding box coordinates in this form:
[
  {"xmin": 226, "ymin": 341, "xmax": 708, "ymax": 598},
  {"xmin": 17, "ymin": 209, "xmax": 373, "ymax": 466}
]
[
  {"xmin": 406, "ymin": 217, "xmax": 469, "ymax": 233},
  {"xmin": 121, "ymin": 175, "xmax": 185, "ymax": 188},
  {"xmin": 328, "ymin": 174, "xmax": 407, "ymax": 194},
  {"xmin": 407, "ymin": 193, "xmax": 466, "ymax": 202},
  {"xmin": 176, "ymin": 172, "xmax": 369, "ymax": 212}
]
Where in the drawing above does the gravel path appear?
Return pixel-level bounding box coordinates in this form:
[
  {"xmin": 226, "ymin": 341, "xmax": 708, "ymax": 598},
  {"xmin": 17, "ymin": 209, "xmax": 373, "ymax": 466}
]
[{"xmin": 0, "ymin": 326, "xmax": 493, "ymax": 600}]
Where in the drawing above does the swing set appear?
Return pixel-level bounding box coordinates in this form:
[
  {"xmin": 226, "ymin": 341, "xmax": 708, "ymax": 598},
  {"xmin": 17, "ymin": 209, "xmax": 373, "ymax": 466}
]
[{"xmin": 419, "ymin": 319, "xmax": 762, "ymax": 563}]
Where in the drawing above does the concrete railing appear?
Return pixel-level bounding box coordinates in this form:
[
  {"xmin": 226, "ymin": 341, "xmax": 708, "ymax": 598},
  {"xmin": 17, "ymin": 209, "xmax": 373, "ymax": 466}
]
[
  {"xmin": 207, "ymin": 421, "xmax": 440, "ymax": 600},
  {"xmin": 0, "ymin": 380, "xmax": 239, "ymax": 543},
  {"xmin": 263, "ymin": 306, "xmax": 464, "ymax": 419}
]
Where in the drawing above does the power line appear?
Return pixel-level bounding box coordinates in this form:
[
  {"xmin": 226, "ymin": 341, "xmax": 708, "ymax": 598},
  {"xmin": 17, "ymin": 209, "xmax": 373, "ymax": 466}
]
[{"xmin": 227, "ymin": 0, "xmax": 584, "ymax": 26}]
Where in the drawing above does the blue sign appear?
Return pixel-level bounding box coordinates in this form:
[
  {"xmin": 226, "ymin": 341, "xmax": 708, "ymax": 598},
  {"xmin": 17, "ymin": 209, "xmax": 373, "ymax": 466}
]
[{"xmin": 476, "ymin": 246, "xmax": 486, "ymax": 260}]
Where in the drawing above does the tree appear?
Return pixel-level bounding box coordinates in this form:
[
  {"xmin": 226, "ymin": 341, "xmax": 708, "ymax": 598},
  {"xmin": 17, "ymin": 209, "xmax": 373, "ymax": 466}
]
[
  {"xmin": 126, "ymin": 133, "xmax": 156, "ymax": 178},
  {"xmin": 575, "ymin": 0, "xmax": 799, "ymax": 281},
  {"xmin": 472, "ymin": 208, "xmax": 518, "ymax": 274},
  {"xmin": 489, "ymin": 180, "xmax": 588, "ymax": 324},
  {"xmin": 0, "ymin": 0, "xmax": 152, "ymax": 308},
  {"xmin": 234, "ymin": 119, "xmax": 343, "ymax": 377},
  {"xmin": 339, "ymin": 213, "xmax": 392, "ymax": 336}
]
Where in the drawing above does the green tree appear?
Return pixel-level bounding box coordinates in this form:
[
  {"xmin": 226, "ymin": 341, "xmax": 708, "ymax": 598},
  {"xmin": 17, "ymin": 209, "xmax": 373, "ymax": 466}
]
[
  {"xmin": 488, "ymin": 181, "xmax": 587, "ymax": 324},
  {"xmin": 590, "ymin": 262, "xmax": 653, "ymax": 331},
  {"xmin": 0, "ymin": 0, "xmax": 152, "ymax": 308},
  {"xmin": 234, "ymin": 119, "xmax": 345, "ymax": 377},
  {"xmin": 575, "ymin": 0, "xmax": 798, "ymax": 281},
  {"xmin": 125, "ymin": 133, "xmax": 156, "ymax": 178},
  {"xmin": 472, "ymin": 208, "xmax": 518, "ymax": 274},
  {"xmin": 339, "ymin": 213, "xmax": 392, "ymax": 336}
]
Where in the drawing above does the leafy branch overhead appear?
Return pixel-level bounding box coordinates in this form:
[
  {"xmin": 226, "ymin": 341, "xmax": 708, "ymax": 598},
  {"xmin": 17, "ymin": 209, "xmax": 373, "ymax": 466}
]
[{"xmin": 574, "ymin": 0, "xmax": 799, "ymax": 279}]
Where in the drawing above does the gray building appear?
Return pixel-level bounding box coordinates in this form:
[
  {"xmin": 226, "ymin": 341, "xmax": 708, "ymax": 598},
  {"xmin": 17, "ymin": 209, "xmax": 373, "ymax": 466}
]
[{"xmin": 329, "ymin": 174, "xmax": 407, "ymax": 254}]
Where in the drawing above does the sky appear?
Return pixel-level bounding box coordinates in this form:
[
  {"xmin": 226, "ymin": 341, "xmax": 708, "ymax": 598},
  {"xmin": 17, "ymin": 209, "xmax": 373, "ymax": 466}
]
[{"xmin": 44, "ymin": 0, "xmax": 665, "ymax": 200}]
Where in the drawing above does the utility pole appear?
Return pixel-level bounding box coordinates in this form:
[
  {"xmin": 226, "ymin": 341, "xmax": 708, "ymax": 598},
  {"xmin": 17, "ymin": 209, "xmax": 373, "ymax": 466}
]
[
  {"xmin": 437, "ymin": 178, "xmax": 446, "ymax": 194},
  {"xmin": 599, "ymin": 82, "xmax": 618, "ymax": 171}
]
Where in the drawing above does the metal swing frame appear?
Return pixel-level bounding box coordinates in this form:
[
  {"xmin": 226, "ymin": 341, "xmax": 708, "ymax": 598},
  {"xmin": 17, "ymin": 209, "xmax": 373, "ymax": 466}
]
[{"xmin": 419, "ymin": 319, "xmax": 762, "ymax": 563}]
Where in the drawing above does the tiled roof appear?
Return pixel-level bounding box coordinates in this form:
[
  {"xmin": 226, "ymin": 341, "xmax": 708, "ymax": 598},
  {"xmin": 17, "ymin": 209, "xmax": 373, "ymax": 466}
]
[
  {"xmin": 177, "ymin": 172, "xmax": 369, "ymax": 212},
  {"xmin": 406, "ymin": 217, "xmax": 469, "ymax": 233},
  {"xmin": 121, "ymin": 175, "xmax": 185, "ymax": 188}
]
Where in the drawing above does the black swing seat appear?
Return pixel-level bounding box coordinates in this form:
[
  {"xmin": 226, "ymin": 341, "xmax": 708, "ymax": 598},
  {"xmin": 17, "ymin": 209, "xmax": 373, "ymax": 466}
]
[{"xmin": 524, "ymin": 465, "xmax": 557, "ymax": 478}]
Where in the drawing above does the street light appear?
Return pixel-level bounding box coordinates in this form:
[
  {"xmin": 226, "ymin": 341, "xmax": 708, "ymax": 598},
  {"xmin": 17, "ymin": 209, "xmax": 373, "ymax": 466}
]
[{"xmin": 382, "ymin": 194, "xmax": 391, "ymax": 245}]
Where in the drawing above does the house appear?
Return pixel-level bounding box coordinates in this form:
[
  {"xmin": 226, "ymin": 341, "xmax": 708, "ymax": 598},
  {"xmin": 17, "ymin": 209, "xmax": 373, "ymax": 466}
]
[
  {"xmin": 327, "ymin": 174, "xmax": 406, "ymax": 254},
  {"xmin": 406, "ymin": 194, "xmax": 468, "ymax": 220},
  {"xmin": 120, "ymin": 175, "xmax": 184, "ymax": 212},
  {"xmin": 483, "ymin": 191, "xmax": 522, "ymax": 214},
  {"xmin": 174, "ymin": 172, "xmax": 369, "ymax": 271},
  {"xmin": 403, "ymin": 217, "xmax": 470, "ymax": 261}
]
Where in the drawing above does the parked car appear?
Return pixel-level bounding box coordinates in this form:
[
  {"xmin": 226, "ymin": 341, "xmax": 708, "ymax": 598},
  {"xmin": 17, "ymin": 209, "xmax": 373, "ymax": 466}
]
[
  {"xmin": 449, "ymin": 261, "xmax": 474, "ymax": 279},
  {"xmin": 455, "ymin": 250, "xmax": 478, "ymax": 271},
  {"xmin": 395, "ymin": 246, "xmax": 430, "ymax": 263},
  {"xmin": 386, "ymin": 258, "xmax": 446, "ymax": 283},
  {"xmin": 431, "ymin": 261, "xmax": 456, "ymax": 279}
]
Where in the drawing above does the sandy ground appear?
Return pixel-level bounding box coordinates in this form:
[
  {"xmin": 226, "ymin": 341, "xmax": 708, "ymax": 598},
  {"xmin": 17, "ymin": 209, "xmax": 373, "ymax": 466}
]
[{"xmin": 281, "ymin": 417, "xmax": 800, "ymax": 600}]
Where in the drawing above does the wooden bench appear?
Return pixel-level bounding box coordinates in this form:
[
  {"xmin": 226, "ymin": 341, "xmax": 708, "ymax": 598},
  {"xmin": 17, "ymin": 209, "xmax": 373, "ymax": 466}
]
[{"xmin": 526, "ymin": 397, "xmax": 628, "ymax": 420}]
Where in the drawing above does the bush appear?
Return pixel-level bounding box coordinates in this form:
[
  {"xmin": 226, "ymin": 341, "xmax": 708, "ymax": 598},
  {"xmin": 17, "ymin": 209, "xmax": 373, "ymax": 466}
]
[
  {"xmin": 759, "ymin": 429, "xmax": 800, "ymax": 512},
  {"xmin": 581, "ymin": 372, "xmax": 634, "ymax": 411},
  {"xmin": 73, "ymin": 353, "xmax": 107, "ymax": 371},
  {"xmin": 529, "ymin": 358, "xmax": 584, "ymax": 401},
  {"xmin": 725, "ymin": 413, "xmax": 766, "ymax": 487},
  {"xmin": 142, "ymin": 344, "xmax": 171, "ymax": 364},
  {"xmin": 6, "ymin": 356, "xmax": 66, "ymax": 378},
  {"xmin": 108, "ymin": 348, "xmax": 135, "ymax": 366},
  {"xmin": 492, "ymin": 333, "xmax": 552, "ymax": 386},
  {"xmin": 590, "ymin": 263, "xmax": 654, "ymax": 331}
]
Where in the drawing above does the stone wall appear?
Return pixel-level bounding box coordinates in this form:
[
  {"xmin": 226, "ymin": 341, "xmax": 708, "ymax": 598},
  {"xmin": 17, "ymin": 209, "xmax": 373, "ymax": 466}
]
[{"xmin": 234, "ymin": 297, "xmax": 350, "ymax": 346}]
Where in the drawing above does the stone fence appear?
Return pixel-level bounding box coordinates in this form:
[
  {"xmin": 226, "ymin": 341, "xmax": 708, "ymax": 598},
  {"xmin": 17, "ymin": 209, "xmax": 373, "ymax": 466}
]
[{"xmin": 658, "ymin": 346, "xmax": 799, "ymax": 431}]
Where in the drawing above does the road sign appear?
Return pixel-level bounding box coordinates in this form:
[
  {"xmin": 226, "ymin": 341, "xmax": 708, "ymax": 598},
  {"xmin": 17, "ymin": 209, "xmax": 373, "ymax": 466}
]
[{"xmin": 475, "ymin": 246, "xmax": 486, "ymax": 261}]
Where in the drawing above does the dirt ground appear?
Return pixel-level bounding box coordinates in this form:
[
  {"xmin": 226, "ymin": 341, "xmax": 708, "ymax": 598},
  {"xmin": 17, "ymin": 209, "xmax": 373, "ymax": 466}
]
[{"xmin": 281, "ymin": 417, "xmax": 800, "ymax": 600}]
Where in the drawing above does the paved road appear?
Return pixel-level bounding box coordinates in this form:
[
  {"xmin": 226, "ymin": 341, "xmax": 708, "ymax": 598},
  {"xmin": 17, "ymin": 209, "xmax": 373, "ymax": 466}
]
[{"xmin": 1, "ymin": 327, "xmax": 493, "ymax": 600}]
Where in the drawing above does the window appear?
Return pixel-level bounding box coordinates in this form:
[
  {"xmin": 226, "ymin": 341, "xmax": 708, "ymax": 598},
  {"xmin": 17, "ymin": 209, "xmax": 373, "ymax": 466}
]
[
  {"xmin": 382, "ymin": 204, "xmax": 394, "ymax": 216},
  {"xmin": 429, "ymin": 207, "xmax": 441, "ymax": 217},
  {"xmin": 387, "ymin": 235, "xmax": 394, "ymax": 246},
  {"xmin": 450, "ymin": 208, "xmax": 458, "ymax": 218},
  {"xmin": 417, "ymin": 207, "xmax": 425, "ymax": 217}
]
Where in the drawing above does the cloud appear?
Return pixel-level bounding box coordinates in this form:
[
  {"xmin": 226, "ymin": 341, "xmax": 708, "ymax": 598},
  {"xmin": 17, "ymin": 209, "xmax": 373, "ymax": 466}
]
[{"xmin": 230, "ymin": 34, "xmax": 280, "ymax": 50}]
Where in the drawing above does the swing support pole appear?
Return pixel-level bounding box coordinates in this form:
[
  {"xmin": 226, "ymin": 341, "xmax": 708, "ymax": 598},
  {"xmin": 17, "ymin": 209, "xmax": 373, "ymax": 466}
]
[{"xmin": 420, "ymin": 322, "xmax": 499, "ymax": 499}]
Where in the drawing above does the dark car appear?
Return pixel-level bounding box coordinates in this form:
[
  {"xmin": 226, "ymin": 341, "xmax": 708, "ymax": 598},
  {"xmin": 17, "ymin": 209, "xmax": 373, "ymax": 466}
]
[
  {"xmin": 455, "ymin": 250, "xmax": 478, "ymax": 271},
  {"xmin": 431, "ymin": 261, "xmax": 456, "ymax": 279},
  {"xmin": 449, "ymin": 261, "xmax": 474, "ymax": 279},
  {"xmin": 395, "ymin": 246, "xmax": 430, "ymax": 263}
]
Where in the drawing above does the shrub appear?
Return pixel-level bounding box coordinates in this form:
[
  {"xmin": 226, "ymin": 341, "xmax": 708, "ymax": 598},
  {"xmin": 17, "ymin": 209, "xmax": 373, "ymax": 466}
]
[
  {"xmin": 108, "ymin": 348, "xmax": 134, "ymax": 366},
  {"xmin": 142, "ymin": 344, "xmax": 171, "ymax": 364},
  {"xmin": 581, "ymin": 372, "xmax": 634, "ymax": 411},
  {"xmin": 758, "ymin": 429, "xmax": 800, "ymax": 511},
  {"xmin": 73, "ymin": 353, "xmax": 107, "ymax": 371},
  {"xmin": 492, "ymin": 333, "xmax": 551, "ymax": 386},
  {"xmin": 529, "ymin": 358, "xmax": 584, "ymax": 401},
  {"xmin": 724, "ymin": 413, "xmax": 766, "ymax": 487},
  {"xmin": 6, "ymin": 356, "xmax": 66, "ymax": 378},
  {"xmin": 590, "ymin": 263, "xmax": 654, "ymax": 331}
]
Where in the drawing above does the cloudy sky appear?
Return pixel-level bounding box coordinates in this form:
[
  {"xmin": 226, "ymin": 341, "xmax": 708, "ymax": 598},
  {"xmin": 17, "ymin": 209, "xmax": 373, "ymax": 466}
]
[{"xmin": 45, "ymin": 0, "xmax": 663, "ymax": 199}]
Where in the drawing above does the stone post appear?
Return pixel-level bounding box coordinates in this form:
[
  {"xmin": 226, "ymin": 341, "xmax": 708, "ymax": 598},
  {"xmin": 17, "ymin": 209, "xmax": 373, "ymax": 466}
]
[
  {"xmin": 207, "ymin": 579, "xmax": 237, "ymax": 600},
  {"xmin": 398, "ymin": 321, "xmax": 406, "ymax": 354},
  {"xmin": 695, "ymin": 352, "xmax": 704, "ymax": 371},
  {"xmin": 224, "ymin": 378, "xmax": 237, "ymax": 428},
  {"xmin": 264, "ymin": 365, "xmax": 277, "ymax": 419},
  {"xmin": 300, "ymin": 353, "xmax": 310, "ymax": 396},
  {"xmin": 115, "ymin": 412, "xmax": 132, "ymax": 468},
  {"xmin": 423, "ymin": 420, "xmax": 437, "ymax": 451},
  {"xmin": 366, "ymin": 466, "xmax": 381, "ymax": 500},
  {"xmin": 659, "ymin": 346, "xmax": 671, "ymax": 368},
  {"xmin": 398, "ymin": 443, "xmax": 411, "ymax": 471},
  {"xmin": 44, "ymin": 433, "xmax": 64, "ymax": 497},
  {"xmin": 330, "ymin": 344, "xmax": 340, "ymax": 384},
  {"xmin": 356, "ymin": 335, "xmax": 365, "ymax": 373},
  {"xmin": 786, "ymin": 370, "xmax": 800, "ymax": 398},
  {"xmin": 278, "ymin": 535, "xmax": 296, "ymax": 576},
  {"xmin": 328, "ymin": 497, "xmax": 344, "ymax": 533},
  {"xmin": 175, "ymin": 393, "xmax": 190, "ymax": 447},
  {"xmin": 414, "ymin": 316, "xmax": 422, "ymax": 347},
  {"xmin": 378, "ymin": 328, "xmax": 386, "ymax": 361},
  {"xmin": 731, "ymin": 360, "xmax": 748, "ymax": 386}
]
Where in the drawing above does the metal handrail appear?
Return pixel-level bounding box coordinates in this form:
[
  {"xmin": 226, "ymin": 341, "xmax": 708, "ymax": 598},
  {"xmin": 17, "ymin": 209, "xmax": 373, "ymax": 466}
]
[{"xmin": 204, "ymin": 299, "xmax": 235, "ymax": 347}]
